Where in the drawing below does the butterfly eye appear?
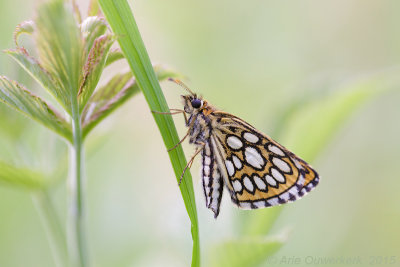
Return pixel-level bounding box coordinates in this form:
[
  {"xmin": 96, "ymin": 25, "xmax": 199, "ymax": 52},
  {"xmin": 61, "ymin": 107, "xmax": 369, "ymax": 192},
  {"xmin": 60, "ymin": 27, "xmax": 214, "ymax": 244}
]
[{"xmin": 191, "ymin": 98, "xmax": 202, "ymax": 109}]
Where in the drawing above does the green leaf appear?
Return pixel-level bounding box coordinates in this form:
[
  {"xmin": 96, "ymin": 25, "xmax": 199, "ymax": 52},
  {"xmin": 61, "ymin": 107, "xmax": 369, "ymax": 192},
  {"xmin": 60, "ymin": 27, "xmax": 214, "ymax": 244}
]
[
  {"xmin": 35, "ymin": 0, "xmax": 85, "ymax": 113},
  {"xmin": 208, "ymin": 236, "xmax": 285, "ymax": 267},
  {"xmin": 105, "ymin": 48, "xmax": 124, "ymax": 66},
  {"xmin": 0, "ymin": 76, "xmax": 72, "ymax": 141},
  {"xmin": 80, "ymin": 16, "xmax": 108, "ymax": 55},
  {"xmin": 5, "ymin": 48, "xmax": 67, "ymax": 111},
  {"xmin": 82, "ymin": 64, "xmax": 179, "ymax": 139},
  {"xmin": 98, "ymin": 1, "xmax": 200, "ymax": 266},
  {"xmin": 78, "ymin": 33, "xmax": 116, "ymax": 110},
  {"xmin": 82, "ymin": 71, "xmax": 133, "ymax": 138},
  {"xmin": 0, "ymin": 161, "xmax": 47, "ymax": 190}
]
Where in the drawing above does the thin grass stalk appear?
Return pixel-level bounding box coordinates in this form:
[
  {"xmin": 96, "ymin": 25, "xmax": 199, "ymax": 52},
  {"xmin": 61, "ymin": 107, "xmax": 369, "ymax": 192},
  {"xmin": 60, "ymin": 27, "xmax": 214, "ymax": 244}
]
[{"xmin": 68, "ymin": 96, "xmax": 88, "ymax": 267}]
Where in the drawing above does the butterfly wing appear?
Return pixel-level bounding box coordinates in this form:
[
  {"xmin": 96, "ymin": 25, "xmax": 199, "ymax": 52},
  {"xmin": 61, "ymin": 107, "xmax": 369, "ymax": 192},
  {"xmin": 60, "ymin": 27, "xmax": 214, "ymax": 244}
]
[{"xmin": 210, "ymin": 112, "xmax": 320, "ymax": 209}]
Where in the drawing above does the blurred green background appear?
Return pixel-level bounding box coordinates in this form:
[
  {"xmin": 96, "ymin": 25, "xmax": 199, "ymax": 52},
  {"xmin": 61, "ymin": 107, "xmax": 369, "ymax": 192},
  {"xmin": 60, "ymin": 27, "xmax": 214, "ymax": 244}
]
[{"xmin": 1, "ymin": 0, "xmax": 400, "ymax": 266}]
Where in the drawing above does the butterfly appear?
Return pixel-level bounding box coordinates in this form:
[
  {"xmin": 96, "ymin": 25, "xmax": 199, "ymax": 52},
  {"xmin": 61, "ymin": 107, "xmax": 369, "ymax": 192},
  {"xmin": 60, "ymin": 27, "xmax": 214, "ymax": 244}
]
[{"xmin": 158, "ymin": 79, "xmax": 320, "ymax": 218}]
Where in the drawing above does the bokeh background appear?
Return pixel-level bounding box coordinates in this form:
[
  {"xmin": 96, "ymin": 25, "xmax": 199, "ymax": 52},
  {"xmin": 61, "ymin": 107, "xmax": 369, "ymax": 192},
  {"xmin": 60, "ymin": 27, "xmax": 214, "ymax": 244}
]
[{"xmin": 1, "ymin": 0, "xmax": 400, "ymax": 266}]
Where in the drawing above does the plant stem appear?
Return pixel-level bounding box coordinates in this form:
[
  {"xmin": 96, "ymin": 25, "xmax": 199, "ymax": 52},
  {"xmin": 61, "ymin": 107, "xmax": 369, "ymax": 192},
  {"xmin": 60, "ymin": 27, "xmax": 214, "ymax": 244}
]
[
  {"xmin": 32, "ymin": 190, "xmax": 67, "ymax": 267},
  {"xmin": 68, "ymin": 97, "xmax": 88, "ymax": 267}
]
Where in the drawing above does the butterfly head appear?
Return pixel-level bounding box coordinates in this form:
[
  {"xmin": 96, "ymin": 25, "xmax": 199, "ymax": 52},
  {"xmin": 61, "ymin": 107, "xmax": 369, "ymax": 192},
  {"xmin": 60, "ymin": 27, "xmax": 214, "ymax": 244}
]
[
  {"xmin": 181, "ymin": 94, "xmax": 205, "ymax": 114},
  {"xmin": 168, "ymin": 78, "xmax": 211, "ymax": 114}
]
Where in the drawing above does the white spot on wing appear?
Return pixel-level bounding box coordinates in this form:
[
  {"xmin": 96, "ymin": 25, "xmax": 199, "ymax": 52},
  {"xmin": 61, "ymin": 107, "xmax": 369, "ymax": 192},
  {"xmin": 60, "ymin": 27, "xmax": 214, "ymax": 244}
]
[
  {"xmin": 243, "ymin": 176, "xmax": 254, "ymax": 193},
  {"xmin": 272, "ymin": 157, "xmax": 291, "ymax": 173},
  {"xmin": 232, "ymin": 180, "xmax": 242, "ymax": 192},
  {"xmin": 211, "ymin": 182, "xmax": 220, "ymax": 201},
  {"xmin": 267, "ymin": 144, "xmax": 285, "ymax": 156},
  {"xmin": 204, "ymin": 156, "xmax": 211, "ymax": 165},
  {"xmin": 254, "ymin": 175, "xmax": 266, "ymax": 190},
  {"xmin": 226, "ymin": 136, "xmax": 243, "ymax": 149},
  {"xmin": 243, "ymin": 132, "xmax": 259, "ymax": 143},
  {"xmin": 293, "ymin": 158, "xmax": 303, "ymax": 169},
  {"xmin": 203, "ymin": 176, "xmax": 210, "ymax": 186},
  {"xmin": 253, "ymin": 200, "xmax": 265, "ymax": 208},
  {"xmin": 245, "ymin": 147, "xmax": 265, "ymax": 169},
  {"xmin": 271, "ymin": 168, "xmax": 285, "ymax": 183},
  {"xmin": 267, "ymin": 197, "xmax": 279, "ymax": 206},
  {"xmin": 279, "ymin": 192, "xmax": 289, "ymax": 202},
  {"xmin": 232, "ymin": 155, "xmax": 242, "ymax": 169},
  {"xmin": 204, "ymin": 143, "xmax": 211, "ymax": 156},
  {"xmin": 203, "ymin": 165, "xmax": 210, "ymax": 176},
  {"xmin": 299, "ymin": 175, "xmax": 305, "ymax": 186},
  {"xmin": 265, "ymin": 175, "xmax": 277, "ymax": 187},
  {"xmin": 225, "ymin": 160, "xmax": 235, "ymax": 176},
  {"xmin": 205, "ymin": 186, "xmax": 210, "ymax": 197}
]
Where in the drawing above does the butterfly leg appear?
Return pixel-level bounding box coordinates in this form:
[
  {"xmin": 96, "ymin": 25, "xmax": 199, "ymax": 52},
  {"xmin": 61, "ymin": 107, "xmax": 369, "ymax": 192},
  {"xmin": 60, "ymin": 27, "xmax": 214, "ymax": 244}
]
[
  {"xmin": 178, "ymin": 142, "xmax": 205, "ymax": 186},
  {"xmin": 151, "ymin": 109, "xmax": 188, "ymax": 124},
  {"xmin": 167, "ymin": 113, "xmax": 197, "ymax": 152},
  {"xmin": 167, "ymin": 131, "xmax": 189, "ymax": 152},
  {"xmin": 151, "ymin": 109, "xmax": 185, "ymax": 115}
]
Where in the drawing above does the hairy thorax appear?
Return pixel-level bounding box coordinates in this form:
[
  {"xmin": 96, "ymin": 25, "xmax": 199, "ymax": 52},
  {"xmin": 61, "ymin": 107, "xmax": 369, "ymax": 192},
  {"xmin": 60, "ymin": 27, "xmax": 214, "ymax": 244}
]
[
  {"xmin": 185, "ymin": 100, "xmax": 218, "ymax": 146},
  {"xmin": 187, "ymin": 112, "xmax": 212, "ymax": 146}
]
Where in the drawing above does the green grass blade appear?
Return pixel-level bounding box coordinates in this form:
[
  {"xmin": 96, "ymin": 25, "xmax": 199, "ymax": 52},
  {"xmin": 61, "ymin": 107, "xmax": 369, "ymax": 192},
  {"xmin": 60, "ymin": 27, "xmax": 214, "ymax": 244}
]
[{"xmin": 98, "ymin": 1, "xmax": 200, "ymax": 266}]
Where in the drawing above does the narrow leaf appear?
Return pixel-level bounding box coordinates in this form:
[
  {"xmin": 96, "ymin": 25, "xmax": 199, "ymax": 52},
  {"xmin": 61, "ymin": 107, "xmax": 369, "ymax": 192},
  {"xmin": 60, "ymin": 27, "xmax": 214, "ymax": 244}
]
[
  {"xmin": 0, "ymin": 76, "xmax": 72, "ymax": 141},
  {"xmin": 80, "ymin": 16, "xmax": 108, "ymax": 55},
  {"xmin": 82, "ymin": 71, "xmax": 133, "ymax": 138},
  {"xmin": 0, "ymin": 161, "xmax": 47, "ymax": 190},
  {"xmin": 105, "ymin": 48, "xmax": 124, "ymax": 66},
  {"xmin": 98, "ymin": 1, "xmax": 200, "ymax": 266},
  {"xmin": 78, "ymin": 33, "xmax": 116, "ymax": 110},
  {"xmin": 5, "ymin": 48, "xmax": 68, "ymax": 111},
  {"xmin": 35, "ymin": 0, "xmax": 85, "ymax": 111}
]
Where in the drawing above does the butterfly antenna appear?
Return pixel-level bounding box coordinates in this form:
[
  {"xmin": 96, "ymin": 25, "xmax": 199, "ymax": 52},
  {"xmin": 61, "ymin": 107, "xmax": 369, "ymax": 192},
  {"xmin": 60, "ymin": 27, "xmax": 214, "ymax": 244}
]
[{"xmin": 168, "ymin": 78, "xmax": 196, "ymax": 96}]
